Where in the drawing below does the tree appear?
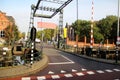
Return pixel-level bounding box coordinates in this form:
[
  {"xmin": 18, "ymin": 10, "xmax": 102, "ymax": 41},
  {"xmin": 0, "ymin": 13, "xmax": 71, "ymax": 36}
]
[
  {"xmin": 110, "ymin": 19, "xmax": 120, "ymax": 44},
  {"xmin": 36, "ymin": 29, "xmax": 55, "ymax": 42},
  {"xmin": 97, "ymin": 15, "xmax": 117, "ymax": 39},
  {"xmin": 4, "ymin": 24, "xmax": 20, "ymax": 45},
  {"xmin": 71, "ymin": 20, "xmax": 103, "ymax": 43}
]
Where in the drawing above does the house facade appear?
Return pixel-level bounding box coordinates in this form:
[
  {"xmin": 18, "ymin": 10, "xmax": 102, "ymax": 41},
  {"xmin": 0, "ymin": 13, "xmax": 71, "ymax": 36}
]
[{"xmin": 0, "ymin": 11, "xmax": 14, "ymax": 44}]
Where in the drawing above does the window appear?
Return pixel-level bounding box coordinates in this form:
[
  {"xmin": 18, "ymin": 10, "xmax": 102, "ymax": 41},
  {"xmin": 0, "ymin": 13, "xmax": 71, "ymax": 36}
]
[{"xmin": 0, "ymin": 30, "xmax": 5, "ymax": 37}]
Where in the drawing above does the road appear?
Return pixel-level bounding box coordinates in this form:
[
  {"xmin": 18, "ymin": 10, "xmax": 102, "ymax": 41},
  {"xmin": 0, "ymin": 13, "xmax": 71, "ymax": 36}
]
[{"xmin": 22, "ymin": 43, "xmax": 120, "ymax": 80}]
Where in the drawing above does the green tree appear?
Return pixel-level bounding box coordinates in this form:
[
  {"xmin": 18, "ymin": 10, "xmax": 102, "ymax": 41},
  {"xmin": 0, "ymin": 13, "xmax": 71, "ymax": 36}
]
[
  {"xmin": 71, "ymin": 20, "xmax": 103, "ymax": 43},
  {"xmin": 36, "ymin": 29, "xmax": 55, "ymax": 42},
  {"xmin": 97, "ymin": 15, "xmax": 117, "ymax": 39}
]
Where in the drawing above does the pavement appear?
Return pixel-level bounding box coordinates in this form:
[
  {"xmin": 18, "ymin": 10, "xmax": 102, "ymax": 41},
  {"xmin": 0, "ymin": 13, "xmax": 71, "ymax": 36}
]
[
  {"xmin": 59, "ymin": 49, "xmax": 120, "ymax": 65},
  {"xmin": 0, "ymin": 54, "xmax": 49, "ymax": 79}
]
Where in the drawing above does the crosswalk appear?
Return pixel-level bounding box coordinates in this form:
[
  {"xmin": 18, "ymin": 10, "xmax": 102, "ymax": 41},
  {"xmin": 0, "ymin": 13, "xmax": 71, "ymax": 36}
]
[{"xmin": 22, "ymin": 68, "xmax": 120, "ymax": 80}]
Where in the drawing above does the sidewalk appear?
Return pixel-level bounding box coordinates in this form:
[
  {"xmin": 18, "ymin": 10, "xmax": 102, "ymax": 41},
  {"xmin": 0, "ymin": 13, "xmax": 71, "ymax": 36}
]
[
  {"xmin": 0, "ymin": 54, "xmax": 48, "ymax": 79},
  {"xmin": 60, "ymin": 49, "xmax": 120, "ymax": 65}
]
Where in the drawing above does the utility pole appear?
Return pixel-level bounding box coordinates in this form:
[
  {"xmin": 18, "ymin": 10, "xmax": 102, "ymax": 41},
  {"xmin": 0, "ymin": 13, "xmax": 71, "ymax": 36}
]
[{"xmin": 116, "ymin": 0, "xmax": 120, "ymax": 63}]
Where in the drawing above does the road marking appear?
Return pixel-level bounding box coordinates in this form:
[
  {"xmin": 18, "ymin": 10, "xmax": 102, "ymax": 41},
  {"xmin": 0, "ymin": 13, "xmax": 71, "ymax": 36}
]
[
  {"xmin": 87, "ymin": 71, "xmax": 95, "ymax": 75},
  {"xmin": 51, "ymin": 75, "xmax": 60, "ymax": 79},
  {"xmin": 81, "ymin": 68, "xmax": 87, "ymax": 71},
  {"xmin": 76, "ymin": 72, "xmax": 85, "ymax": 76},
  {"xmin": 113, "ymin": 69, "xmax": 120, "ymax": 72},
  {"xmin": 61, "ymin": 70, "xmax": 66, "ymax": 73},
  {"xmin": 48, "ymin": 71, "xmax": 54, "ymax": 74},
  {"xmin": 48, "ymin": 55, "xmax": 75, "ymax": 65},
  {"xmin": 64, "ymin": 74, "xmax": 73, "ymax": 77},
  {"xmin": 72, "ymin": 69, "xmax": 77, "ymax": 72},
  {"xmin": 22, "ymin": 77, "xmax": 30, "ymax": 80},
  {"xmin": 48, "ymin": 62, "xmax": 74, "ymax": 65},
  {"xmin": 60, "ymin": 55, "xmax": 75, "ymax": 63},
  {"xmin": 37, "ymin": 76, "xmax": 46, "ymax": 80},
  {"xmin": 105, "ymin": 69, "xmax": 113, "ymax": 72},
  {"xmin": 96, "ymin": 70, "xmax": 104, "ymax": 73}
]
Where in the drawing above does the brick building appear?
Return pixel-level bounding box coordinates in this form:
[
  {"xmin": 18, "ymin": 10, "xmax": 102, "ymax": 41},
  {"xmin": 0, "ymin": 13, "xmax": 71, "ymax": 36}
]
[{"xmin": 0, "ymin": 11, "xmax": 14, "ymax": 44}]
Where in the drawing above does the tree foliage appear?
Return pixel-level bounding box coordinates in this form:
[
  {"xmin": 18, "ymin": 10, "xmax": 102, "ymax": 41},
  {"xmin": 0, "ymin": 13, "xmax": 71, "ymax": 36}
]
[
  {"xmin": 71, "ymin": 15, "xmax": 118, "ymax": 43},
  {"xmin": 36, "ymin": 29, "xmax": 55, "ymax": 41}
]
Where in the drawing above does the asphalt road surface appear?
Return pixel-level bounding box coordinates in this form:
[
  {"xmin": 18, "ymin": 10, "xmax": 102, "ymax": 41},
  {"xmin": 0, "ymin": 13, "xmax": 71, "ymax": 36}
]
[{"xmin": 22, "ymin": 43, "xmax": 120, "ymax": 80}]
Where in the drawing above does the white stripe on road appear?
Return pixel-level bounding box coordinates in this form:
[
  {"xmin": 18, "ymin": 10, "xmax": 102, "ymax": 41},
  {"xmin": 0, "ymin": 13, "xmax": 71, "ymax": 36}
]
[
  {"xmin": 48, "ymin": 71, "xmax": 54, "ymax": 74},
  {"xmin": 60, "ymin": 55, "xmax": 75, "ymax": 63},
  {"xmin": 96, "ymin": 70, "xmax": 105, "ymax": 73},
  {"xmin": 61, "ymin": 70, "xmax": 66, "ymax": 73},
  {"xmin": 37, "ymin": 76, "xmax": 46, "ymax": 80},
  {"xmin": 87, "ymin": 71, "xmax": 95, "ymax": 75},
  {"xmin": 51, "ymin": 75, "xmax": 60, "ymax": 79},
  {"xmin": 105, "ymin": 69, "xmax": 113, "ymax": 72},
  {"xmin": 76, "ymin": 72, "xmax": 85, "ymax": 76},
  {"xmin": 48, "ymin": 62, "xmax": 74, "ymax": 65},
  {"xmin": 22, "ymin": 77, "xmax": 30, "ymax": 80},
  {"xmin": 64, "ymin": 74, "xmax": 73, "ymax": 77},
  {"xmin": 48, "ymin": 55, "xmax": 75, "ymax": 65},
  {"xmin": 113, "ymin": 69, "xmax": 120, "ymax": 72}
]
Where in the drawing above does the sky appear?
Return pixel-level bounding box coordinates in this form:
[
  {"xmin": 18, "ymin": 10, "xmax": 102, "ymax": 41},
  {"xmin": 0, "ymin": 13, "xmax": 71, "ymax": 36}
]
[{"xmin": 0, "ymin": 0, "xmax": 118, "ymax": 33}]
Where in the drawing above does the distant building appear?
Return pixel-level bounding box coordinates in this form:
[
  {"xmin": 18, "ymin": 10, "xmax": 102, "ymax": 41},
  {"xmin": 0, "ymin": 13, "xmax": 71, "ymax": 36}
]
[{"xmin": 0, "ymin": 11, "xmax": 14, "ymax": 44}]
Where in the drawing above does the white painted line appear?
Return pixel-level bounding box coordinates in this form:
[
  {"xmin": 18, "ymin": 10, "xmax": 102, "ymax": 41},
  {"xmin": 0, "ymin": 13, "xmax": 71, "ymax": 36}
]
[
  {"xmin": 22, "ymin": 77, "xmax": 30, "ymax": 80},
  {"xmin": 87, "ymin": 71, "xmax": 95, "ymax": 75},
  {"xmin": 72, "ymin": 69, "xmax": 77, "ymax": 72},
  {"xmin": 96, "ymin": 70, "xmax": 104, "ymax": 73},
  {"xmin": 113, "ymin": 69, "xmax": 120, "ymax": 72},
  {"xmin": 48, "ymin": 71, "xmax": 54, "ymax": 74},
  {"xmin": 48, "ymin": 55, "xmax": 75, "ymax": 65},
  {"xmin": 60, "ymin": 55, "xmax": 75, "ymax": 63},
  {"xmin": 76, "ymin": 72, "xmax": 85, "ymax": 76},
  {"xmin": 64, "ymin": 74, "xmax": 73, "ymax": 77},
  {"xmin": 37, "ymin": 76, "xmax": 46, "ymax": 80},
  {"xmin": 61, "ymin": 70, "xmax": 66, "ymax": 73},
  {"xmin": 81, "ymin": 68, "xmax": 87, "ymax": 71},
  {"xmin": 48, "ymin": 62, "xmax": 74, "ymax": 65},
  {"xmin": 105, "ymin": 69, "xmax": 113, "ymax": 72},
  {"xmin": 51, "ymin": 75, "xmax": 60, "ymax": 79}
]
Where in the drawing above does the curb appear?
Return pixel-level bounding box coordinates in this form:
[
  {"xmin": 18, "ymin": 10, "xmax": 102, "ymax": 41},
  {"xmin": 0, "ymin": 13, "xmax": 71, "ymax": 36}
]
[{"xmin": 0, "ymin": 54, "xmax": 49, "ymax": 79}]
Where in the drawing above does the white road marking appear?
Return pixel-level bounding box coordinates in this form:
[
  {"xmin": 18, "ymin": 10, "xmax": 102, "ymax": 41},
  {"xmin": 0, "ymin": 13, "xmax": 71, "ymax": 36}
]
[
  {"xmin": 76, "ymin": 72, "xmax": 85, "ymax": 76},
  {"xmin": 81, "ymin": 68, "xmax": 87, "ymax": 71},
  {"xmin": 105, "ymin": 69, "xmax": 113, "ymax": 72},
  {"xmin": 48, "ymin": 62, "xmax": 74, "ymax": 65},
  {"xmin": 61, "ymin": 70, "xmax": 66, "ymax": 73},
  {"xmin": 37, "ymin": 76, "xmax": 46, "ymax": 80},
  {"xmin": 22, "ymin": 77, "xmax": 30, "ymax": 80},
  {"xmin": 87, "ymin": 71, "xmax": 95, "ymax": 75},
  {"xmin": 96, "ymin": 70, "xmax": 104, "ymax": 73},
  {"xmin": 48, "ymin": 55, "xmax": 75, "ymax": 65},
  {"xmin": 48, "ymin": 71, "xmax": 54, "ymax": 74},
  {"xmin": 72, "ymin": 69, "xmax": 77, "ymax": 72},
  {"xmin": 51, "ymin": 75, "xmax": 60, "ymax": 79},
  {"xmin": 113, "ymin": 69, "xmax": 120, "ymax": 72},
  {"xmin": 64, "ymin": 74, "xmax": 73, "ymax": 77},
  {"xmin": 60, "ymin": 55, "xmax": 75, "ymax": 63}
]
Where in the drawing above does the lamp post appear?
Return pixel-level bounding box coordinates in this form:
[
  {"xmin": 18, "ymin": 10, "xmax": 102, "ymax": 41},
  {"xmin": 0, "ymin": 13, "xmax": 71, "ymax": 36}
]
[{"xmin": 116, "ymin": 0, "xmax": 120, "ymax": 63}]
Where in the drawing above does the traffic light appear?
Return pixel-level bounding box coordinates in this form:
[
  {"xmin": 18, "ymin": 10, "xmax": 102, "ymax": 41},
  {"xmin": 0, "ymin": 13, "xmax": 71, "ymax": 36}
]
[{"xmin": 30, "ymin": 27, "xmax": 36, "ymax": 41}]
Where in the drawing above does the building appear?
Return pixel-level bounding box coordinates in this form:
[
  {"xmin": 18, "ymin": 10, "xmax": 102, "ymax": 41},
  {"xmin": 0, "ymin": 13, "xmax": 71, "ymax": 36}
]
[{"xmin": 0, "ymin": 11, "xmax": 14, "ymax": 44}]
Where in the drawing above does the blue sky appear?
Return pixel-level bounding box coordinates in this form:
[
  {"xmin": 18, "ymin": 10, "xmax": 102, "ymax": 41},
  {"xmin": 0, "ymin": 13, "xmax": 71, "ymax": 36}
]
[{"xmin": 0, "ymin": 0, "xmax": 118, "ymax": 33}]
